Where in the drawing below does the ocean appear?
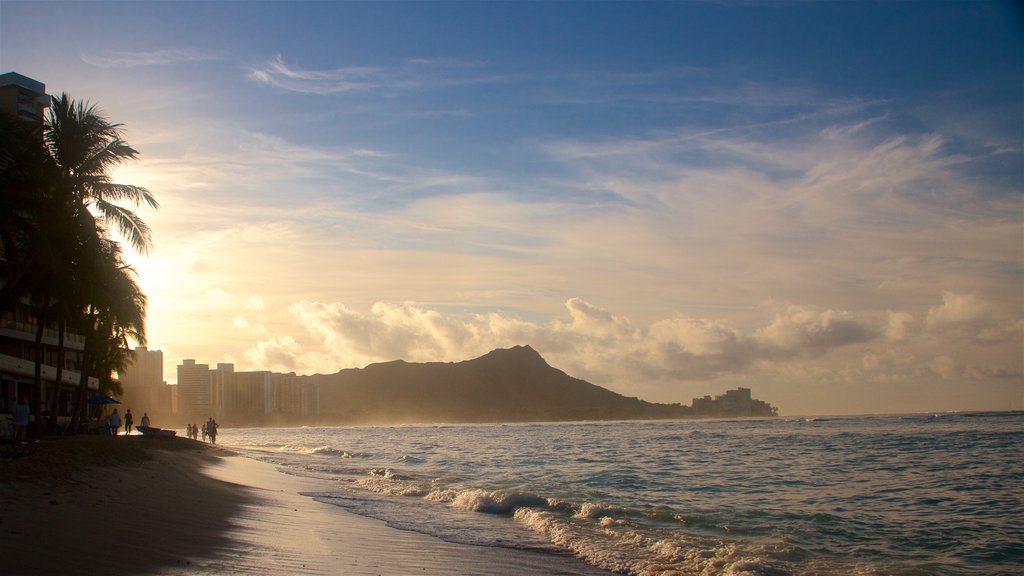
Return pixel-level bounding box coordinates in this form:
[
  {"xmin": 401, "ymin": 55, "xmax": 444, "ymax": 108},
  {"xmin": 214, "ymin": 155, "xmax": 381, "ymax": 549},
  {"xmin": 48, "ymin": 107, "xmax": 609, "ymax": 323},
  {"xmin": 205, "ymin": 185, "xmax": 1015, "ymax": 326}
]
[{"xmin": 212, "ymin": 412, "xmax": 1023, "ymax": 575}]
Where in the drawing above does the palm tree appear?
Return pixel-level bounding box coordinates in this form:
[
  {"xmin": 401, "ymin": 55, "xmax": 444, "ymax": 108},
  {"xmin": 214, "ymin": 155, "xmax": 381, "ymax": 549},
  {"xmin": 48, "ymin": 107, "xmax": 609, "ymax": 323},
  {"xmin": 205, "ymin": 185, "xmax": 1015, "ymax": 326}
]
[
  {"xmin": 68, "ymin": 239, "xmax": 147, "ymax": 432},
  {"xmin": 42, "ymin": 94, "xmax": 157, "ymax": 431},
  {"xmin": 44, "ymin": 93, "xmax": 158, "ymax": 252},
  {"xmin": 1, "ymin": 96, "xmax": 157, "ymax": 434}
]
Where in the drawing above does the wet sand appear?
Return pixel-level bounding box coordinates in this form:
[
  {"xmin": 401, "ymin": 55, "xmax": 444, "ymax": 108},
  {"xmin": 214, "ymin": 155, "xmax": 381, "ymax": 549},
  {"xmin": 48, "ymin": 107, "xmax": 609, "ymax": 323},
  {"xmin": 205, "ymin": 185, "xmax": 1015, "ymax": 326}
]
[{"xmin": 0, "ymin": 435, "xmax": 606, "ymax": 575}]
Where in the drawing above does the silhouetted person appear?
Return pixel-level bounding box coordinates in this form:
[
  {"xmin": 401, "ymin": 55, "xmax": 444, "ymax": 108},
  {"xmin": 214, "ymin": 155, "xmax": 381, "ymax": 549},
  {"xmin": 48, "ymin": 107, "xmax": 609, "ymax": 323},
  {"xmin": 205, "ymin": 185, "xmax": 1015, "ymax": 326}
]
[
  {"xmin": 140, "ymin": 412, "xmax": 150, "ymax": 428},
  {"xmin": 108, "ymin": 408, "xmax": 121, "ymax": 436},
  {"xmin": 124, "ymin": 409, "xmax": 133, "ymax": 435},
  {"xmin": 207, "ymin": 417, "xmax": 218, "ymax": 444},
  {"xmin": 11, "ymin": 395, "xmax": 29, "ymax": 442}
]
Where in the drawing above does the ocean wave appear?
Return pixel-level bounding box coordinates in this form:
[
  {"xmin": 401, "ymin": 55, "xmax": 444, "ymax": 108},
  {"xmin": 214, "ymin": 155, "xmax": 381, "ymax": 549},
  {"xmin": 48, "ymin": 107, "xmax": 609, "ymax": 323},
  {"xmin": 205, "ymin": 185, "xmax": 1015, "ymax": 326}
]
[
  {"xmin": 353, "ymin": 475, "xmax": 426, "ymax": 496},
  {"xmin": 574, "ymin": 501, "xmax": 629, "ymax": 520},
  {"xmin": 514, "ymin": 508, "xmax": 792, "ymax": 576},
  {"xmin": 450, "ymin": 488, "xmax": 548, "ymax": 514},
  {"xmin": 306, "ymin": 445, "xmax": 351, "ymax": 457}
]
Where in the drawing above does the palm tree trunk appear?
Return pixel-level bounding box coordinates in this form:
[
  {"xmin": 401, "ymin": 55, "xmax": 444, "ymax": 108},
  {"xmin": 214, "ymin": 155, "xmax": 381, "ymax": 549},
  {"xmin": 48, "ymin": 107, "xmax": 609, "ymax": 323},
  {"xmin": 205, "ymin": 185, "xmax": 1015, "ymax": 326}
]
[
  {"xmin": 46, "ymin": 312, "xmax": 67, "ymax": 434},
  {"xmin": 31, "ymin": 300, "xmax": 49, "ymax": 438},
  {"xmin": 68, "ymin": 306, "xmax": 96, "ymax": 433}
]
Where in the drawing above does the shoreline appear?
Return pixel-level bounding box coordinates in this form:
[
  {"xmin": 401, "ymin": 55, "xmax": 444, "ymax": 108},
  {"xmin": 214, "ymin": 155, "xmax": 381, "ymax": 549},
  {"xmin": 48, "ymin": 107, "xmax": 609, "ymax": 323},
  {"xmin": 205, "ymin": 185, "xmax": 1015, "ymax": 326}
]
[{"xmin": 0, "ymin": 435, "xmax": 607, "ymax": 575}]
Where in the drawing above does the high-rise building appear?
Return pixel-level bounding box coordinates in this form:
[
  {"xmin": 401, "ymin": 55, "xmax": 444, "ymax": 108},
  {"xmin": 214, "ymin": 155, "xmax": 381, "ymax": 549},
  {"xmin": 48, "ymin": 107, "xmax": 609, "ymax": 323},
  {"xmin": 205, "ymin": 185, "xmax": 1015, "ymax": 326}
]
[
  {"xmin": 118, "ymin": 346, "xmax": 168, "ymax": 419},
  {"xmin": 224, "ymin": 370, "xmax": 273, "ymax": 424},
  {"xmin": 176, "ymin": 359, "xmax": 212, "ymax": 422},
  {"xmin": 0, "ymin": 72, "xmax": 98, "ymax": 431},
  {"xmin": 0, "ymin": 72, "xmax": 50, "ymax": 124},
  {"xmin": 120, "ymin": 346, "xmax": 164, "ymax": 389}
]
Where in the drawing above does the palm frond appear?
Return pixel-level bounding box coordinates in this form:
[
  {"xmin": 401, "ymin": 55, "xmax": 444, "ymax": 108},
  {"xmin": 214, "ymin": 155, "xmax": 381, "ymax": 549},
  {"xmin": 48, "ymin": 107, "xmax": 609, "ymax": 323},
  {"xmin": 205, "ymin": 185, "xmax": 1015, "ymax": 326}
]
[
  {"xmin": 94, "ymin": 199, "xmax": 153, "ymax": 253},
  {"xmin": 93, "ymin": 182, "xmax": 159, "ymax": 208}
]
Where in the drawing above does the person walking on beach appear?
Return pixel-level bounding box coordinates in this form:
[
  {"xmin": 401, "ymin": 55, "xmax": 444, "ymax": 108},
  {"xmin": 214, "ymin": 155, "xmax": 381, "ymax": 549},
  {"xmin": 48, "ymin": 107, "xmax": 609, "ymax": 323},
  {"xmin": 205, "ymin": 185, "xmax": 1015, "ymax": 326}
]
[
  {"xmin": 11, "ymin": 395, "xmax": 29, "ymax": 441},
  {"xmin": 201, "ymin": 421, "xmax": 208, "ymax": 442},
  {"xmin": 108, "ymin": 408, "xmax": 121, "ymax": 436},
  {"xmin": 207, "ymin": 417, "xmax": 218, "ymax": 444},
  {"xmin": 140, "ymin": 412, "xmax": 150, "ymax": 428},
  {"xmin": 124, "ymin": 409, "xmax": 134, "ymax": 435}
]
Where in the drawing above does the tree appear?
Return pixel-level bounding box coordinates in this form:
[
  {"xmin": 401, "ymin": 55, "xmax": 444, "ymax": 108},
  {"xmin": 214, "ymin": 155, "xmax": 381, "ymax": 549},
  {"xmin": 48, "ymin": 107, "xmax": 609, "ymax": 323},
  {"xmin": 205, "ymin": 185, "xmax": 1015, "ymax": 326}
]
[
  {"xmin": 69, "ymin": 239, "xmax": 148, "ymax": 432},
  {"xmin": 0, "ymin": 95, "xmax": 157, "ymax": 435},
  {"xmin": 42, "ymin": 94, "xmax": 157, "ymax": 432},
  {"xmin": 44, "ymin": 93, "xmax": 158, "ymax": 252}
]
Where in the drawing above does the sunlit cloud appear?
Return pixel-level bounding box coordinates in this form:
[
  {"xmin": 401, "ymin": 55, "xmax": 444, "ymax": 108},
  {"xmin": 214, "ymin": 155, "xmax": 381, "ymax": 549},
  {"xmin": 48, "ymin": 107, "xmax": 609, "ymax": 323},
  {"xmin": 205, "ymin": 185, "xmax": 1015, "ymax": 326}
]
[
  {"xmin": 226, "ymin": 289, "xmax": 1023, "ymax": 411},
  {"xmin": 242, "ymin": 298, "xmax": 880, "ymax": 383}
]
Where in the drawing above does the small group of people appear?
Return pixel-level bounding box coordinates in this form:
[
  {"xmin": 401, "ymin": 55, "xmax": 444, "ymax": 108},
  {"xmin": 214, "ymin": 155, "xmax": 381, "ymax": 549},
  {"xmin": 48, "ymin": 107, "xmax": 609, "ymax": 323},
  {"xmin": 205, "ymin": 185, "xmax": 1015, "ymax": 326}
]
[
  {"xmin": 186, "ymin": 417, "xmax": 219, "ymax": 443},
  {"xmin": 8, "ymin": 394, "xmax": 154, "ymax": 439},
  {"xmin": 106, "ymin": 408, "xmax": 150, "ymax": 435}
]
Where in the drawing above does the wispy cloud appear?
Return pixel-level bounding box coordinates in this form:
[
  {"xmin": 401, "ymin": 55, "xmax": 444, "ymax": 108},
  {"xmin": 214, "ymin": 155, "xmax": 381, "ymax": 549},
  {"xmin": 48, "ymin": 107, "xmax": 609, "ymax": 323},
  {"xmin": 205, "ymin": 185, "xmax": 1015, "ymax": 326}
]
[
  {"xmin": 247, "ymin": 54, "xmax": 505, "ymax": 95},
  {"xmin": 81, "ymin": 47, "xmax": 223, "ymax": 68}
]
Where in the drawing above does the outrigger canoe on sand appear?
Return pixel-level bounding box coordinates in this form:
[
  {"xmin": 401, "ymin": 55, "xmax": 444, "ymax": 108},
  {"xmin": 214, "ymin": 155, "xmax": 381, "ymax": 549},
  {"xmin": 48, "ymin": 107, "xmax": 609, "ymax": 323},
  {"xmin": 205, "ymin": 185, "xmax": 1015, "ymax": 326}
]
[{"xmin": 136, "ymin": 425, "xmax": 176, "ymax": 438}]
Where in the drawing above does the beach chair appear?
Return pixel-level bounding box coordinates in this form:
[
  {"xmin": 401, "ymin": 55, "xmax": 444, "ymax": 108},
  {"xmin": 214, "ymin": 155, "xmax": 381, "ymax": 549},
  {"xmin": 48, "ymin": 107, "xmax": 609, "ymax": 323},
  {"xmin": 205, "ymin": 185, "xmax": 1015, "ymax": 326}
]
[{"xmin": 0, "ymin": 440, "xmax": 39, "ymax": 458}]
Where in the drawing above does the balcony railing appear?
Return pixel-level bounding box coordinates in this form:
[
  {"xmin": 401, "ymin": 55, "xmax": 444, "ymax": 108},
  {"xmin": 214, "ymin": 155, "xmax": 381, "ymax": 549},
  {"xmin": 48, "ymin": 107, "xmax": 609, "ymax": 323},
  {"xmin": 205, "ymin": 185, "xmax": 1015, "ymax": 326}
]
[
  {"xmin": 0, "ymin": 319, "xmax": 86, "ymax": 349},
  {"xmin": 0, "ymin": 352, "xmax": 99, "ymax": 389}
]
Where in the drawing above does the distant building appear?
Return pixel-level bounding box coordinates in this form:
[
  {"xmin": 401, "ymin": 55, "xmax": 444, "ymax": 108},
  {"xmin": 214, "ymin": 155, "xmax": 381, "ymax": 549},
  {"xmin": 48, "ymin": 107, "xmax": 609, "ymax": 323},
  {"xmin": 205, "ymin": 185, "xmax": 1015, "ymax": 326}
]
[
  {"xmin": 168, "ymin": 359, "xmax": 320, "ymax": 426},
  {"xmin": 223, "ymin": 369, "xmax": 272, "ymax": 424},
  {"xmin": 118, "ymin": 346, "xmax": 173, "ymax": 422},
  {"xmin": 219, "ymin": 369, "xmax": 319, "ymax": 426},
  {"xmin": 0, "ymin": 72, "xmax": 50, "ymax": 124},
  {"xmin": 272, "ymin": 372, "xmax": 319, "ymax": 421},
  {"xmin": 691, "ymin": 387, "xmax": 776, "ymax": 417},
  {"xmin": 119, "ymin": 346, "xmax": 163, "ymax": 387},
  {"xmin": 177, "ymin": 359, "xmax": 212, "ymax": 423}
]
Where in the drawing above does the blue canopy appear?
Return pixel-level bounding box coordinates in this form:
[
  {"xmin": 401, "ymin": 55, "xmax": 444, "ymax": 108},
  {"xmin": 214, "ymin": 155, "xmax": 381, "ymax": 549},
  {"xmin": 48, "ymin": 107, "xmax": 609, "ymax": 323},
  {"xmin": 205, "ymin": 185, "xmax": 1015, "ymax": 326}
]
[{"xmin": 85, "ymin": 395, "xmax": 120, "ymax": 405}]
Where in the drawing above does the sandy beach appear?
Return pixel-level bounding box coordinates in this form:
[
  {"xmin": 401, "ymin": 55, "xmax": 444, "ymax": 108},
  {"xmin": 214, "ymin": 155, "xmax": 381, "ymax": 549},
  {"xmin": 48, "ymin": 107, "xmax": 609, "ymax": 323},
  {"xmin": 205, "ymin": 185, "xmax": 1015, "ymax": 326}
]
[{"xmin": 0, "ymin": 435, "xmax": 606, "ymax": 576}]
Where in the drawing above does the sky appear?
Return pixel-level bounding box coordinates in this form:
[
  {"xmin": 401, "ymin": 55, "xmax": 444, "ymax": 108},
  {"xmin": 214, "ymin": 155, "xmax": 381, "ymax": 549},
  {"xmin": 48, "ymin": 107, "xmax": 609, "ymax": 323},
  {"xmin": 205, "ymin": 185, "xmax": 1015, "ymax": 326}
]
[{"xmin": 2, "ymin": 1, "xmax": 1021, "ymax": 415}]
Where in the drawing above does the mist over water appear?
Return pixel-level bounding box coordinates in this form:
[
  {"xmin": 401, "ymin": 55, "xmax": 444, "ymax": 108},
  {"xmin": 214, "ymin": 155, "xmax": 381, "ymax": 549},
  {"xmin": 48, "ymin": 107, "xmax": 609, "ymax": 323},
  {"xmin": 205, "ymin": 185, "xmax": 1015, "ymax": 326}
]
[{"xmin": 215, "ymin": 413, "xmax": 1023, "ymax": 575}]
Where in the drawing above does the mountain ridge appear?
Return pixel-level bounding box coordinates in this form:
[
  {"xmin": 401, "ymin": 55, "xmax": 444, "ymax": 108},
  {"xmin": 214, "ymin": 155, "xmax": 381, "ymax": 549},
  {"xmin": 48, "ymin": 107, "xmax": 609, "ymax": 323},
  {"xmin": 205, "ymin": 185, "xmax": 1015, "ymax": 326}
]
[{"xmin": 305, "ymin": 344, "xmax": 776, "ymax": 425}]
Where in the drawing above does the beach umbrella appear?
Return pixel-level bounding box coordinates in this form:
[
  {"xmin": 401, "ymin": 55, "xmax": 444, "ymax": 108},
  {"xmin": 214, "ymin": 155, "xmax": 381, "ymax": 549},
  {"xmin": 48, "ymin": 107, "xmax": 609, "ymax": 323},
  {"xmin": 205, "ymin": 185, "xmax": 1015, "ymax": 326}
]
[{"xmin": 86, "ymin": 395, "xmax": 120, "ymax": 405}]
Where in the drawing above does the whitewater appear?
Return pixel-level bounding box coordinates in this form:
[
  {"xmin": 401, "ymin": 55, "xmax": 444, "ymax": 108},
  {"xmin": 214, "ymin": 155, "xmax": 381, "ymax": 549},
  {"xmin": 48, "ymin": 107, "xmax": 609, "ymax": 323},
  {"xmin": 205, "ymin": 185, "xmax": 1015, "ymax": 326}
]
[{"xmin": 213, "ymin": 412, "xmax": 1022, "ymax": 575}]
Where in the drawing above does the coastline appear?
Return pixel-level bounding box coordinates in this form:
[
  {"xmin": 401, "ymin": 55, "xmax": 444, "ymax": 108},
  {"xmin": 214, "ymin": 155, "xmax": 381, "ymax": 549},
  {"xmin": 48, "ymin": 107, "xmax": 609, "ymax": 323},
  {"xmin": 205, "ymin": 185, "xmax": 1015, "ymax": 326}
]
[{"xmin": 0, "ymin": 435, "xmax": 607, "ymax": 576}]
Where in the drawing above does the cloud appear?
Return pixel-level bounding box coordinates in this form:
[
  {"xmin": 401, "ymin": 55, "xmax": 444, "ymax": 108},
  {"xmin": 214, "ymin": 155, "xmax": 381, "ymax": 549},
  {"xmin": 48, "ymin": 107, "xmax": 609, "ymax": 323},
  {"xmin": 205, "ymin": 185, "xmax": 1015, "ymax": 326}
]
[
  {"xmin": 885, "ymin": 311, "xmax": 914, "ymax": 341},
  {"xmin": 243, "ymin": 336, "xmax": 303, "ymax": 373},
  {"xmin": 755, "ymin": 307, "xmax": 875, "ymax": 354},
  {"xmin": 242, "ymin": 298, "xmax": 880, "ymax": 388},
  {"xmin": 81, "ymin": 47, "xmax": 223, "ymax": 68},
  {"xmin": 247, "ymin": 55, "xmax": 384, "ymax": 94},
  {"xmin": 246, "ymin": 54, "xmax": 502, "ymax": 95},
  {"xmin": 925, "ymin": 291, "xmax": 990, "ymax": 329},
  {"xmin": 923, "ymin": 291, "xmax": 1021, "ymax": 346}
]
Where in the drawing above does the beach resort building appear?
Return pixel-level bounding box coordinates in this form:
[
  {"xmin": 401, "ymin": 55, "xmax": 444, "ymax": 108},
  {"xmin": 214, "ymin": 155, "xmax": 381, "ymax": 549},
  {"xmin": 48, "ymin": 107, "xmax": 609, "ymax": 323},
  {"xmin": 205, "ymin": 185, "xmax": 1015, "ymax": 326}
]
[{"xmin": 1, "ymin": 72, "xmax": 102, "ymax": 432}]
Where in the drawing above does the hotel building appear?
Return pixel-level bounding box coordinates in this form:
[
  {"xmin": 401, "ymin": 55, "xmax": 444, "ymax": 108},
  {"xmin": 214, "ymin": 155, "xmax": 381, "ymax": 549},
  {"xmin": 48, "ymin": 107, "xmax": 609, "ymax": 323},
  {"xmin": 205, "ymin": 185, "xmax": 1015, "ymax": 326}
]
[{"xmin": 1, "ymin": 72, "xmax": 101, "ymax": 431}]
